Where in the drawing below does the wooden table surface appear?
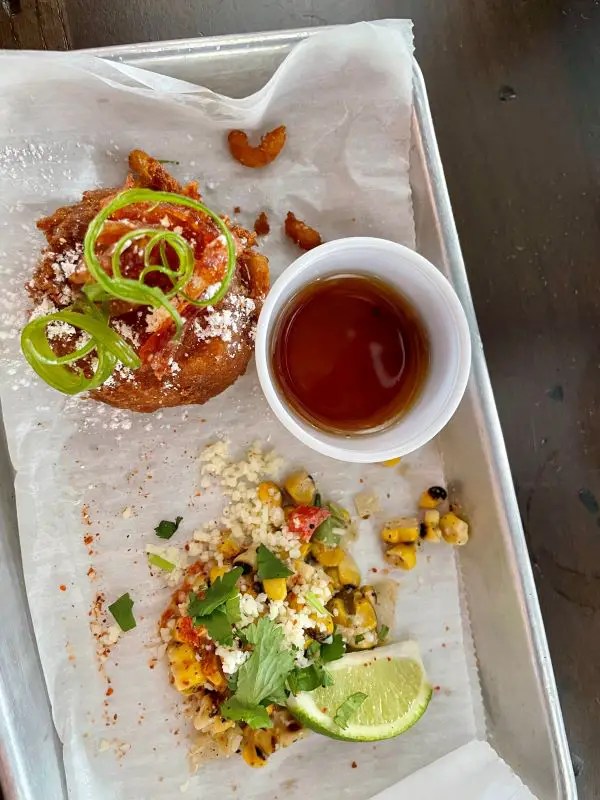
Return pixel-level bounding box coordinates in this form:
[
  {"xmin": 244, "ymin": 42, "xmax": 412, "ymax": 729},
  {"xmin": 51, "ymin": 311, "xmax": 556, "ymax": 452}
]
[{"xmin": 2, "ymin": 0, "xmax": 599, "ymax": 796}]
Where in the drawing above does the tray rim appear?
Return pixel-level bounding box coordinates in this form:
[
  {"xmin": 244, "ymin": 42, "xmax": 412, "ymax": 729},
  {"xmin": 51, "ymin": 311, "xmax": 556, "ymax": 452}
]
[{"xmin": 0, "ymin": 24, "xmax": 576, "ymax": 800}]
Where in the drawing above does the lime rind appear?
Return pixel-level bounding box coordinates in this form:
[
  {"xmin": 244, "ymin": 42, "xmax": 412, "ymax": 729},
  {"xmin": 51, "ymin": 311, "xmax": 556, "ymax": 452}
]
[{"xmin": 287, "ymin": 640, "xmax": 432, "ymax": 742}]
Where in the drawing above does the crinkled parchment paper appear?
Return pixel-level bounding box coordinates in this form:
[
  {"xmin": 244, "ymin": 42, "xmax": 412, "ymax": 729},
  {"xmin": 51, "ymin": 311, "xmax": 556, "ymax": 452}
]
[{"xmin": 0, "ymin": 21, "xmax": 480, "ymax": 800}]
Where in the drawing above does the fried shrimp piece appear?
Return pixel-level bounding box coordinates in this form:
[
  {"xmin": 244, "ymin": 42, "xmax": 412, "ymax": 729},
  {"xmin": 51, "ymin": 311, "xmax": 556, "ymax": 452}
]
[
  {"xmin": 127, "ymin": 149, "xmax": 199, "ymax": 196},
  {"xmin": 227, "ymin": 125, "xmax": 287, "ymax": 168},
  {"xmin": 253, "ymin": 211, "xmax": 270, "ymax": 236},
  {"xmin": 284, "ymin": 211, "xmax": 322, "ymax": 251}
]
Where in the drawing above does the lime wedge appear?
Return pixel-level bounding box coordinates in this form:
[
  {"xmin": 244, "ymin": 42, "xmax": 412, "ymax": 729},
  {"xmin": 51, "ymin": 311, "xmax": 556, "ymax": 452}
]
[{"xmin": 287, "ymin": 640, "xmax": 432, "ymax": 742}]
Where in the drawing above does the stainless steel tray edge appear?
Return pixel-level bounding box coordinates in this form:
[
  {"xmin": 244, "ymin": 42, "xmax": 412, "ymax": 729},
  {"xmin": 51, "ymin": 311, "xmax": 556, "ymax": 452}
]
[{"xmin": 411, "ymin": 62, "xmax": 576, "ymax": 800}]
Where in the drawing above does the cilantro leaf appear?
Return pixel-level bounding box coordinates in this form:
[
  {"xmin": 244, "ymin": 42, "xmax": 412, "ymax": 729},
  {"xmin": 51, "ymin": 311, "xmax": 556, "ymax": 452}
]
[
  {"xmin": 321, "ymin": 633, "xmax": 345, "ymax": 663},
  {"xmin": 188, "ymin": 567, "xmax": 243, "ymax": 618},
  {"xmin": 154, "ymin": 516, "xmax": 183, "ymax": 540},
  {"xmin": 219, "ymin": 698, "xmax": 272, "ymax": 729},
  {"xmin": 334, "ymin": 692, "xmax": 368, "ymax": 729},
  {"xmin": 203, "ymin": 609, "xmax": 234, "ymax": 646},
  {"xmin": 287, "ymin": 663, "xmax": 333, "ymax": 694},
  {"xmin": 225, "ymin": 595, "xmax": 241, "ymax": 624},
  {"xmin": 108, "ymin": 592, "xmax": 136, "ymax": 632},
  {"xmin": 220, "ymin": 618, "xmax": 294, "ymax": 728},
  {"xmin": 256, "ymin": 544, "xmax": 293, "ymax": 580}
]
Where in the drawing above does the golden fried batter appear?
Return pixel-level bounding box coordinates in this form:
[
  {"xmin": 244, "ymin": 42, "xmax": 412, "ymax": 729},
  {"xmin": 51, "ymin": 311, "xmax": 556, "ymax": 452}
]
[
  {"xmin": 27, "ymin": 152, "xmax": 269, "ymax": 413},
  {"xmin": 284, "ymin": 211, "xmax": 322, "ymax": 251},
  {"xmin": 227, "ymin": 126, "xmax": 287, "ymax": 168}
]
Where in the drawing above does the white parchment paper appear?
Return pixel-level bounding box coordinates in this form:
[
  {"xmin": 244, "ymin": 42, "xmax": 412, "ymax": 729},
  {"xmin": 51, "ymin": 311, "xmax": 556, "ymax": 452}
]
[{"xmin": 0, "ymin": 21, "xmax": 480, "ymax": 800}]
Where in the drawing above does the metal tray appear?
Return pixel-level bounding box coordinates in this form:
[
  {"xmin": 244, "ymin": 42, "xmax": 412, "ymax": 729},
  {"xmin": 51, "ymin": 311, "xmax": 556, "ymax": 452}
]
[{"xmin": 0, "ymin": 27, "xmax": 576, "ymax": 800}]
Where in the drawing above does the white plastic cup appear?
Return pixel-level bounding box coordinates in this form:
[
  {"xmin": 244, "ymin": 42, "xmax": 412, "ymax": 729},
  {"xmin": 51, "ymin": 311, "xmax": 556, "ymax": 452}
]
[{"xmin": 255, "ymin": 237, "xmax": 471, "ymax": 463}]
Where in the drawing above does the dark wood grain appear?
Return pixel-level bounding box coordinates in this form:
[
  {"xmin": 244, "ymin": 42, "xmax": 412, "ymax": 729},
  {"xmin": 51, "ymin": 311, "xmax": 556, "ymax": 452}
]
[
  {"xmin": 4, "ymin": 0, "xmax": 600, "ymax": 794},
  {"xmin": 0, "ymin": 0, "xmax": 70, "ymax": 49}
]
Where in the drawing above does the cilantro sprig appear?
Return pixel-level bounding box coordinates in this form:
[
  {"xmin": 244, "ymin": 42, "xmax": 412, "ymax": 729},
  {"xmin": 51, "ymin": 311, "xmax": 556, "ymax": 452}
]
[
  {"xmin": 334, "ymin": 691, "xmax": 368, "ymax": 729},
  {"xmin": 154, "ymin": 516, "xmax": 183, "ymax": 540},
  {"xmin": 188, "ymin": 567, "xmax": 243, "ymax": 645},
  {"xmin": 220, "ymin": 618, "xmax": 295, "ymax": 728},
  {"xmin": 256, "ymin": 544, "xmax": 293, "ymax": 580}
]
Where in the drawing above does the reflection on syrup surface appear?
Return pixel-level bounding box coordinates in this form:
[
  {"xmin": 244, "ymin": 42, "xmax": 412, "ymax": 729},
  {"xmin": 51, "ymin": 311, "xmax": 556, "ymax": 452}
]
[{"xmin": 272, "ymin": 274, "xmax": 430, "ymax": 434}]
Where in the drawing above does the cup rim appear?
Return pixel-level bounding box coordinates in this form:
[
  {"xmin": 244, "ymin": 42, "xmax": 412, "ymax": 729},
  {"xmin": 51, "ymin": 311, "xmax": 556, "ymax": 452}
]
[{"xmin": 255, "ymin": 237, "xmax": 471, "ymax": 462}]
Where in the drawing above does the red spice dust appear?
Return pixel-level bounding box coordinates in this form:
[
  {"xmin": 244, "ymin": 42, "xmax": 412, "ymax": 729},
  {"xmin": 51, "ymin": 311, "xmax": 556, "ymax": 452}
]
[{"xmin": 59, "ymin": 584, "xmax": 67, "ymax": 591}]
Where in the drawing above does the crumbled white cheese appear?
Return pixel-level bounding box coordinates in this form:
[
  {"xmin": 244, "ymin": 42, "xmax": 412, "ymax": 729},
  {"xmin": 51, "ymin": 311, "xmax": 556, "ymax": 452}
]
[{"xmin": 215, "ymin": 642, "xmax": 250, "ymax": 675}]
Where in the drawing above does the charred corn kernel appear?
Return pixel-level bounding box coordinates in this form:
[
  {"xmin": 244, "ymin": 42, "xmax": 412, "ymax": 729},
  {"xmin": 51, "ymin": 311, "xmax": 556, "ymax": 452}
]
[
  {"xmin": 354, "ymin": 597, "xmax": 378, "ymax": 630},
  {"xmin": 337, "ymin": 551, "xmax": 361, "ymax": 587},
  {"xmin": 299, "ymin": 542, "xmax": 311, "ymax": 559},
  {"xmin": 324, "ymin": 566, "xmax": 341, "ymax": 590},
  {"xmin": 440, "ymin": 511, "xmax": 469, "ymax": 545},
  {"xmin": 218, "ymin": 536, "xmax": 242, "ymax": 559},
  {"xmin": 327, "ymin": 596, "xmax": 351, "ymax": 626},
  {"xmin": 209, "ymin": 564, "xmax": 229, "ymax": 584},
  {"xmin": 381, "ymin": 517, "xmax": 420, "ymax": 544},
  {"xmin": 241, "ymin": 729, "xmax": 275, "ymax": 768},
  {"xmin": 257, "ymin": 481, "xmax": 283, "ymax": 507},
  {"xmin": 419, "ymin": 486, "xmax": 448, "ymax": 509},
  {"xmin": 263, "ymin": 577, "xmax": 287, "ymax": 601},
  {"xmin": 380, "ymin": 457, "xmax": 402, "ymax": 467},
  {"xmin": 284, "ymin": 470, "xmax": 316, "ymax": 505},
  {"xmin": 309, "ymin": 612, "xmax": 335, "ymax": 639},
  {"xmin": 422, "ymin": 509, "xmax": 441, "ymax": 542},
  {"xmin": 385, "ymin": 542, "xmax": 417, "ymax": 570},
  {"xmin": 167, "ymin": 642, "xmax": 205, "ymax": 694},
  {"xmin": 311, "ymin": 541, "xmax": 345, "ymax": 567},
  {"xmin": 288, "ymin": 593, "xmax": 305, "ymax": 612},
  {"xmin": 210, "ymin": 716, "xmax": 235, "ymax": 734},
  {"xmin": 233, "ymin": 546, "xmax": 257, "ymax": 571}
]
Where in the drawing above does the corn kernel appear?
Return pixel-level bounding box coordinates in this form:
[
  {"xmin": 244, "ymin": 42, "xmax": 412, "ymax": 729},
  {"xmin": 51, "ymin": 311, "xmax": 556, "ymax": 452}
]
[
  {"xmin": 419, "ymin": 486, "xmax": 448, "ymax": 509},
  {"xmin": 337, "ymin": 551, "xmax": 361, "ymax": 586},
  {"xmin": 209, "ymin": 564, "xmax": 229, "ymax": 584},
  {"xmin": 299, "ymin": 542, "xmax": 311, "ymax": 559},
  {"xmin": 327, "ymin": 597, "xmax": 351, "ymax": 626},
  {"xmin": 380, "ymin": 457, "xmax": 402, "ymax": 467},
  {"xmin": 218, "ymin": 536, "xmax": 242, "ymax": 559},
  {"xmin": 311, "ymin": 541, "xmax": 345, "ymax": 566},
  {"xmin": 381, "ymin": 517, "xmax": 420, "ymax": 544},
  {"xmin": 257, "ymin": 481, "xmax": 283, "ymax": 507},
  {"xmin": 421, "ymin": 509, "xmax": 441, "ymax": 542},
  {"xmin": 262, "ymin": 577, "xmax": 287, "ymax": 601},
  {"xmin": 385, "ymin": 542, "xmax": 417, "ymax": 570},
  {"xmin": 440, "ymin": 512, "xmax": 469, "ymax": 546},
  {"xmin": 167, "ymin": 642, "xmax": 205, "ymax": 694},
  {"xmin": 283, "ymin": 470, "xmax": 316, "ymax": 505},
  {"xmin": 354, "ymin": 597, "xmax": 378, "ymax": 629}
]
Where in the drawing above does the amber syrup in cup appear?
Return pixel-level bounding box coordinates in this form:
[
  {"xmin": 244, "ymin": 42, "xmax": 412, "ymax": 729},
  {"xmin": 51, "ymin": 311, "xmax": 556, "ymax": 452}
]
[{"xmin": 272, "ymin": 274, "xmax": 430, "ymax": 434}]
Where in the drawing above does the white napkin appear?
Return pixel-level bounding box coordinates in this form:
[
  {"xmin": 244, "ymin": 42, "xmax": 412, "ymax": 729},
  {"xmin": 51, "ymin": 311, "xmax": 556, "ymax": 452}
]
[{"xmin": 371, "ymin": 740, "xmax": 539, "ymax": 800}]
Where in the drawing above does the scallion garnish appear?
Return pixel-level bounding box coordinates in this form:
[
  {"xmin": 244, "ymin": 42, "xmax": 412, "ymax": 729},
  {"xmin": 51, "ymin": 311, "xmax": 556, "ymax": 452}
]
[
  {"xmin": 305, "ymin": 591, "xmax": 331, "ymax": 618},
  {"xmin": 20, "ymin": 305, "xmax": 141, "ymax": 395},
  {"xmin": 83, "ymin": 188, "xmax": 236, "ymax": 335},
  {"xmin": 108, "ymin": 592, "xmax": 136, "ymax": 632},
  {"xmin": 147, "ymin": 553, "xmax": 176, "ymax": 572}
]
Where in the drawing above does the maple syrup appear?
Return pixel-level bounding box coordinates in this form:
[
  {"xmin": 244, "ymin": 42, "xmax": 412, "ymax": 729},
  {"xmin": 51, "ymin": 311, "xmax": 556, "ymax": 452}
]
[{"xmin": 272, "ymin": 274, "xmax": 430, "ymax": 434}]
